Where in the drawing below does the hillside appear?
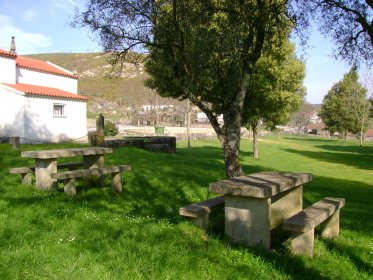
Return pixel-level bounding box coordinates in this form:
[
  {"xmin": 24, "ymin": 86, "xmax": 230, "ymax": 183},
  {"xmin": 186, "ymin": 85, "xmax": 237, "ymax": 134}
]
[{"xmin": 26, "ymin": 53, "xmax": 180, "ymax": 120}]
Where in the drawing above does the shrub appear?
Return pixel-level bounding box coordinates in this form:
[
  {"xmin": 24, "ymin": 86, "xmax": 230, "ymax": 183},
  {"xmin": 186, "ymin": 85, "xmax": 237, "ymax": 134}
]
[{"xmin": 104, "ymin": 120, "xmax": 118, "ymax": 136}]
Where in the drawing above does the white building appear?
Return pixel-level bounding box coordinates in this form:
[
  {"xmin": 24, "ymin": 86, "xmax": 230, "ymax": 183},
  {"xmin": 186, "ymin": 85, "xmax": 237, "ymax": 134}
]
[
  {"xmin": 0, "ymin": 38, "xmax": 88, "ymax": 143},
  {"xmin": 196, "ymin": 112, "xmax": 223, "ymax": 124}
]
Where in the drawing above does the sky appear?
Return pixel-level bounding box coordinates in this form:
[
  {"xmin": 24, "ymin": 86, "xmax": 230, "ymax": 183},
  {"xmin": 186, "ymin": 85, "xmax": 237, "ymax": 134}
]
[{"xmin": 0, "ymin": 0, "xmax": 371, "ymax": 104}]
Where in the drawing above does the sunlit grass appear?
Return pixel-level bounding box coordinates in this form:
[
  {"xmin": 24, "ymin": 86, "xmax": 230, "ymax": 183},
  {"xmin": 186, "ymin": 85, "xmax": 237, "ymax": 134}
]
[{"xmin": 0, "ymin": 136, "xmax": 372, "ymax": 279}]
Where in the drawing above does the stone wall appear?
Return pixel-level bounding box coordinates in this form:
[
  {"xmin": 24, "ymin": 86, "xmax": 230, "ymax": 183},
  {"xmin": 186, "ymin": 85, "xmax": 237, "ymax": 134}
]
[{"xmin": 105, "ymin": 136, "xmax": 176, "ymax": 153}]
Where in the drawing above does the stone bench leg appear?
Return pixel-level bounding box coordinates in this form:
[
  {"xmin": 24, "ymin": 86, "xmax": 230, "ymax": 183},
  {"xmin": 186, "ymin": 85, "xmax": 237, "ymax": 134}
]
[
  {"xmin": 63, "ymin": 178, "xmax": 76, "ymax": 197},
  {"xmin": 21, "ymin": 172, "xmax": 32, "ymax": 186},
  {"xmin": 191, "ymin": 214, "xmax": 209, "ymax": 232},
  {"xmin": 289, "ymin": 229, "xmax": 315, "ymax": 257},
  {"xmin": 111, "ymin": 172, "xmax": 122, "ymax": 193},
  {"xmin": 320, "ymin": 209, "xmax": 340, "ymax": 238}
]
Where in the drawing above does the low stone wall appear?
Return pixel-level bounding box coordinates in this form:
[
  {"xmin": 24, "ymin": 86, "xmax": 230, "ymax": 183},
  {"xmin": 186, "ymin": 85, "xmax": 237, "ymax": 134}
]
[{"xmin": 105, "ymin": 136, "xmax": 176, "ymax": 153}]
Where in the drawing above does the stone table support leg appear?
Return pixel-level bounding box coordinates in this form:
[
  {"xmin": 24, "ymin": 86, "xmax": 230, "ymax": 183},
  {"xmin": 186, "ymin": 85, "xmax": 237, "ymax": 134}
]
[
  {"xmin": 270, "ymin": 185, "xmax": 303, "ymax": 229},
  {"xmin": 34, "ymin": 158, "xmax": 57, "ymax": 190},
  {"xmin": 21, "ymin": 172, "xmax": 32, "ymax": 185},
  {"xmin": 83, "ymin": 154, "xmax": 105, "ymax": 187},
  {"xmin": 225, "ymin": 195, "xmax": 271, "ymax": 251}
]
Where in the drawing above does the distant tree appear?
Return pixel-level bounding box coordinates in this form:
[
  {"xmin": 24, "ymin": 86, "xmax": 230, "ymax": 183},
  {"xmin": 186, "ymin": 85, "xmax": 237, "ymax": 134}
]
[
  {"xmin": 290, "ymin": 0, "xmax": 373, "ymax": 64},
  {"xmin": 289, "ymin": 102, "xmax": 315, "ymax": 133},
  {"xmin": 320, "ymin": 66, "xmax": 371, "ymax": 145},
  {"xmin": 243, "ymin": 39, "xmax": 305, "ymax": 159},
  {"xmin": 104, "ymin": 120, "xmax": 118, "ymax": 136}
]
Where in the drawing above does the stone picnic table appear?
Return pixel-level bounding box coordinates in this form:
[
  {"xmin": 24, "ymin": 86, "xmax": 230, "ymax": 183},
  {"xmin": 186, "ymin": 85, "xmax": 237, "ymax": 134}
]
[
  {"xmin": 21, "ymin": 147, "xmax": 113, "ymax": 190},
  {"xmin": 209, "ymin": 171, "xmax": 313, "ymax": 251}
]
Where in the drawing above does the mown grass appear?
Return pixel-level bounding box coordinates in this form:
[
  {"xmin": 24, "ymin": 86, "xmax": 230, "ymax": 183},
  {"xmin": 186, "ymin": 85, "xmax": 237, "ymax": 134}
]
[{"xmin": 0, "ymin": 136, "xmax": 372, "ymax": 279}]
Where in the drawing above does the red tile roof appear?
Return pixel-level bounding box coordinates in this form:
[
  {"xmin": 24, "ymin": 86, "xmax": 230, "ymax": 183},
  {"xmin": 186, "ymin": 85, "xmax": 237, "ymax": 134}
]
[
  {"xmin": 16, "ymin": 56, "xmax": 78, "ymax": 79},
  {"xmin": 3, "ymin": 83, "xmax": 88, "ymax": 101},
  {"xmin": 365, "ymin": 129, "xmax": 373, "ymax": 137},
  {"xmin": 0, "ymin": 48, "xmax": 17, "ymax": 58}
]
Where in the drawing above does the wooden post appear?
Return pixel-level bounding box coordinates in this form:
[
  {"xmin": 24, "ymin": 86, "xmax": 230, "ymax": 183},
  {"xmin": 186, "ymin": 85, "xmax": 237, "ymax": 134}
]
[
  {"xmin": 96, "ymin": 113, "xmax": 105, "ymax": 136},
  {"xmin": 96, "ymin": 113, "xmax": 105, "ymax": 146},
  {"xmin": 10, "ymin": 136, "xmax": 20, "ymax": 149}
]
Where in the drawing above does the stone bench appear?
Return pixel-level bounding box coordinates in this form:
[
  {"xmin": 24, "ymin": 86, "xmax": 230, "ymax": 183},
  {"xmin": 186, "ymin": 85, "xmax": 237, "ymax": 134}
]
[
  {"xmin": 283, "ymin": 197, "xmax": 345, "ymax": 257},
  {"xmin": 51, "ymin": 165, "xmax": 131, "ymax": 196},
  {"xmin": 9, "ymin": 167, "xmax": 33, "ymax": 185},
  {"xmin": 179, "ymin": 196, "xmax": 225, "ymax": 231},
  {"xmin": 9, "ymin": 162, "xmax": 83, "ymax": 186}
]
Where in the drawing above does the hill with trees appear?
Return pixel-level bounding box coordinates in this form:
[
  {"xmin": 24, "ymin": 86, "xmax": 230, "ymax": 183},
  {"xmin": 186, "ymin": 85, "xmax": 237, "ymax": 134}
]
[{"xmin": 26, "ymin": 52, "xmax": 181, "ymax": 120}]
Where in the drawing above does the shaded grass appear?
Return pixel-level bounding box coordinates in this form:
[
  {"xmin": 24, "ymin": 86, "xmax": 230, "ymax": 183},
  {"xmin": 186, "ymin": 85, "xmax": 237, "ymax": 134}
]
[{"xmin": 0, "ymin": 136, "xmax": 372, "ymax": 279}]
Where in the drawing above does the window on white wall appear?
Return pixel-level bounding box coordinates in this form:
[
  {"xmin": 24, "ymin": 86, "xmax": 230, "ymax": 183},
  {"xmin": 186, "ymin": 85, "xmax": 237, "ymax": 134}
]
[{"xmin": 53, "ymin": 103, "xmax": 66, "ymax": 117}]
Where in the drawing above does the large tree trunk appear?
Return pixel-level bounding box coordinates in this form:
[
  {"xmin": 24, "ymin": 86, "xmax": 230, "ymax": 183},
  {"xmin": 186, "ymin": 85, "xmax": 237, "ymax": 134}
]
[
  {"xmin": 220, "ymin": 123, "xmax": 243, "ymax": 178},
  {"xmin": 252, "ymin": 122, "xmax": 259, "ymax": 159}
]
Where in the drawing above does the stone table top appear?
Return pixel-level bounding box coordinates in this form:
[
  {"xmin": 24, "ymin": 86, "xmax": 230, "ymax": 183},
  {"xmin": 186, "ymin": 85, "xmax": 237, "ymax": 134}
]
[
  {"xmin": 21, "ymin": 147, "xmax": 113, "ymax": 159},
  {"xmin": 209, "ymin": 171, "xmax": 313, "ymax": 198}
]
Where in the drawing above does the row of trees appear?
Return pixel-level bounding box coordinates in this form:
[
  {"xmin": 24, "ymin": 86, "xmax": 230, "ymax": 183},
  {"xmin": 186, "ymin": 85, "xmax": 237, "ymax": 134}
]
[{"xmin": 74, "ymin": 0, "xmax": 373, "ymax": 177}]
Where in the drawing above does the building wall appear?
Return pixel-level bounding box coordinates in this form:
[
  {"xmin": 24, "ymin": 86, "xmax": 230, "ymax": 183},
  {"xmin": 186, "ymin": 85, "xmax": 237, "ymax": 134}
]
[
  {"xmin": 17, "ymin": 68, "xmax": 77, "ymax": 93},
  {"xmin": 0, "ymin": 88, "xmax": 25, "ymax": 138},
  {"xmin": 0, "ymin": 56, "xmax": 16, "ymax": 84},
  {"xmin": 24, "ymin": 96, "xmax": 87, "ymax": 142}
]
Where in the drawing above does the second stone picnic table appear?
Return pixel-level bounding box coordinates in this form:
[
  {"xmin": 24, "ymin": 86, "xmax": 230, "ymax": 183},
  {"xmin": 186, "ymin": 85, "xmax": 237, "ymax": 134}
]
[{"xmin": 21, "ymin": 147, "xmax": 113, "ymax": 190}]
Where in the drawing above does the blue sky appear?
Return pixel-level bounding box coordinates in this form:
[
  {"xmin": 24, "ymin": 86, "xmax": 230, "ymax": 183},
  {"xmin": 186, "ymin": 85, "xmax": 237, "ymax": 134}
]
[{"xmin": 0, "ymin": 0, "xmax": 370, "ymax": 104}]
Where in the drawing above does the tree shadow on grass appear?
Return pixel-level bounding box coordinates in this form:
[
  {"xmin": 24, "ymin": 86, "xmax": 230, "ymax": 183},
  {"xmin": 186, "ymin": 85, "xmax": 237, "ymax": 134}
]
[
  {"xmin": 282, "ymin": 136, "xmax": 339, "ymax": 143},
  {"xmin": 321, "ymin": 238, "xmax": 373, "ymax": 275},
  {"xmin": 316, "ymin": 144, "xmax": 373, "ymax": 155},
  {"xmin": 2, "ymin": 144, "xmax": 372, "ymax": 278},
  {"xmin": 282, "ymin": 148, "xmax": 373, "ymax": 170}
]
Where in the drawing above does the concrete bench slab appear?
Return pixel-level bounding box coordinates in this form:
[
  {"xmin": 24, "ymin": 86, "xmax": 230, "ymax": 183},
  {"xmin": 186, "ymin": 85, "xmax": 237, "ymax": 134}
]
[
  {"xmin": 179, "ymin": 196, "xmax": 224, "ymax": 231},
  {"xmin": 283, "ymin": 197, "xmax": 345, "ymax": 257},
  {"xmin": 9, "ymin": 167, "xmax": 32, "ymax": 185},
  {"xmin": 9, "ymin": 162, "xmax": 83, "ymax": 185},
  {"xmin": 51, "ymin": 165, "xmax": 131, "ymax": 196}
]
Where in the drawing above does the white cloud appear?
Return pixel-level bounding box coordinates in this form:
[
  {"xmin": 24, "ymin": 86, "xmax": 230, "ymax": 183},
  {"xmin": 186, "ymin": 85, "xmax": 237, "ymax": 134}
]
[
  {"xmin": 45, "ymin": 0, "xmax": 80, "ymax": 16},
  {"xmin": 0, "ymin": 14, "xmax": 52, "ymax": 54},
  {"xmin": 22, "ymin": 10, "xmax": 38, "ymax": 23}
]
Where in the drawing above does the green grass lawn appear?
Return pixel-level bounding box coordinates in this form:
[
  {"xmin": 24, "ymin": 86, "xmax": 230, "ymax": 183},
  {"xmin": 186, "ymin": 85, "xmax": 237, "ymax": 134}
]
[{"xmin": 0, "ymin": 136, "xmax": 372, "ymax": 279}]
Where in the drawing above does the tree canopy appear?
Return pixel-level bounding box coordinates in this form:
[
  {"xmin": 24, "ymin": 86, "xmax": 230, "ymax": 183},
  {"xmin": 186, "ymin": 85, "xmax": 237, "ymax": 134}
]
[
  {"xmin": 290, "ymin": 0, "xmax": 373, "ymax": 64},
  {"xmin": 243, "ymin": 39, "xmax": 305, "ymax": 158},
  {"xmin": 320, "ymin": 66, "xmax": 371, "ymax": 145}
]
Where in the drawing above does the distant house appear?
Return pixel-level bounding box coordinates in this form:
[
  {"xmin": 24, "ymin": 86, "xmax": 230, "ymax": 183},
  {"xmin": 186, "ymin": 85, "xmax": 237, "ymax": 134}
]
[
  {"xmin": 305, "ymin": 123, "xmax": 326, "ymax": 135},
  {"xmin": 365, "ymin": 129, "xmax": 373, "ymax": 140},
  {"xmin": 308, "ymin": 109, "xmax": 322, "ymax": 124},
  {"xmin": 0, "ymin": 37, "xmax": 88, "ymax": 143}
]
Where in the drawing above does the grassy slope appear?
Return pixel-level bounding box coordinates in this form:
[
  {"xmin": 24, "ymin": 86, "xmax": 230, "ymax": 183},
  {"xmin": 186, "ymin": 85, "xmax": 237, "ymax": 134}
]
[
  {"xmin": 0, "ymin": 136, "xmax": 372, "ymax": 279},
  {"xmin": 26, "ymin": 53, "xmax": 175, "ymax": 118}
]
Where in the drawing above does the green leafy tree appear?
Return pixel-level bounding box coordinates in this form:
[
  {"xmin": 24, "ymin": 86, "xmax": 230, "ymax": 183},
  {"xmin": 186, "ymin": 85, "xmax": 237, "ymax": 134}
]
[
  {"xmin": 321, "ymin": 67, "xmax": 371, "ymax": 145},
  {"xmin": 289, "ymin": 0, "xmax": 373, "ymax": 64},
  {"xmin": 146, "ymin": 1, "xmax": 297, "ymax": 177},
  {"xmin": 243, "ymin": 40, "xmax": 306, "ymax": 158},
  {"xmin": 75, "ymin": 0, "xmax": 297, "ymax": 177}
]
